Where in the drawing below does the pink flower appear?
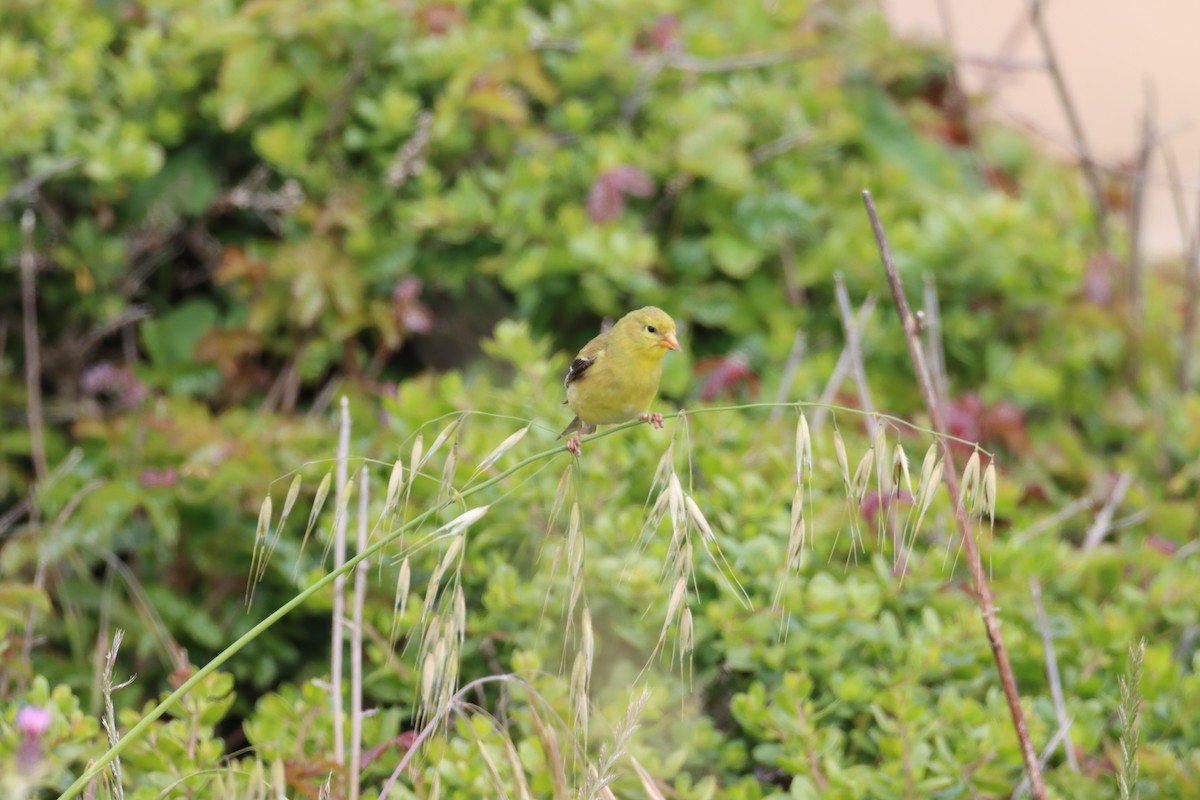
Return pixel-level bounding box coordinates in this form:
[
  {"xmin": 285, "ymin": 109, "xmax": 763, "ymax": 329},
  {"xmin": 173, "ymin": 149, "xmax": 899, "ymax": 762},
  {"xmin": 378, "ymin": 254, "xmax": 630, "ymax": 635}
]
[{"xmin": 16, "ymin": 706, "xmax": 51, "ymax": 738}]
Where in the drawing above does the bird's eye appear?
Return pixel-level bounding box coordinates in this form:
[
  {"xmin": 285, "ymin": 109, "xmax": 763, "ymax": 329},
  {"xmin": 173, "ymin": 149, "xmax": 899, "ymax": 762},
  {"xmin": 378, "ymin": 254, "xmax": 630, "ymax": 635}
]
[{"xmin": 646, "ymin": 325, "xmax": 657, "ymax": 334}]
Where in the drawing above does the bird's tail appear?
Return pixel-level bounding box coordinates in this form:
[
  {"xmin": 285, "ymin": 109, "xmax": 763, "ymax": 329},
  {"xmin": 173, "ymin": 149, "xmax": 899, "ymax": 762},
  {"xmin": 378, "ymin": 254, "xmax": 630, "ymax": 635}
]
[{"xmin": 558, "ymin": 416, "xmax": 583, "ymax": 439}]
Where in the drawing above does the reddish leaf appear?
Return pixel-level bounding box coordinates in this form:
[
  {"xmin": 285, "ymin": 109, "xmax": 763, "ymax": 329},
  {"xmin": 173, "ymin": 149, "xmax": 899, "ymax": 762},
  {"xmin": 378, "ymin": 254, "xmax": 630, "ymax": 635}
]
[
  {"xmin": 140, "ymin": 468, "xmax": 179, "ymax": 489},
  {"xmin": 393, "ymin": 277, "xmax": 434, "ymax": 334},
  {"xmin": 586, "ymin": 179, "xmax": 624, "ymax": 224},
  {"xmin": 694, "ymin": 354, "xmax": 759, "ymax": 401},
  {"xmin": 606, "ymin": 165, "xmax": 654, "ymax": 197},
  {"xmin": 586, "ymin": 165, "xmax": 656, "ymax": 223},
  {"xmin": 416, "ymin": 2, "xmax": 465, "ymax": 35},
  {"xmin": 944, "ymin": 392, "xmax": 1030, "ymax": 456},
  {"xmin": 1146, "ymin": 535, "xmax": 1178, "ymax": 556},
  {"xmin": 635, "ymin": 15, "xmax": 681, "ymax": 52}
]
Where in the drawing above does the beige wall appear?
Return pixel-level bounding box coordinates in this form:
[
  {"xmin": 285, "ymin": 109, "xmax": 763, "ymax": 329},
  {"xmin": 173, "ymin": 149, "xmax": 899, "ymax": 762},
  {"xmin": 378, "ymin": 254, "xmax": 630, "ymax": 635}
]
[{"xmin": 886, "ymin": 0, "xmax": 1200, "ymax": 258}]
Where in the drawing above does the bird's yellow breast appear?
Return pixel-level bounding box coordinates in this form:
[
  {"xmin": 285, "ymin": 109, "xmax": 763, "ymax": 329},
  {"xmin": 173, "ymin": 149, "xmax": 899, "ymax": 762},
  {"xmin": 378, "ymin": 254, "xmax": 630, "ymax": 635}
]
[{"xmin": 566, "ymin": 355, "xmax": 663, "ymax": 425}]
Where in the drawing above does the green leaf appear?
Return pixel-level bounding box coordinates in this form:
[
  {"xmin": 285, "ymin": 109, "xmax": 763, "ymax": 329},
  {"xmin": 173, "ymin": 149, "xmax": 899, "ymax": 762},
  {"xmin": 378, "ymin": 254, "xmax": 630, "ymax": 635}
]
[
  {"xmin": 677, "ymin": 111, "xmax": 753, "ymax": 190},
  {"xmin": 142, "ymin": 300, "xmax": 219, "ymax": 369},
  {"xmin": 707, "ymin": 233, "xmax": 763, "ymax": 279}
]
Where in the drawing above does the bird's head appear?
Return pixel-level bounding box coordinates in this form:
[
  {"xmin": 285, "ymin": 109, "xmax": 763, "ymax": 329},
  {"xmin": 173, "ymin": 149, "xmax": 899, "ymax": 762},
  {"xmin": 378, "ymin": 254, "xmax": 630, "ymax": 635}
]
[{"xmin": 617, "ymin": 306, "xmax": 681, "ymax": 359}]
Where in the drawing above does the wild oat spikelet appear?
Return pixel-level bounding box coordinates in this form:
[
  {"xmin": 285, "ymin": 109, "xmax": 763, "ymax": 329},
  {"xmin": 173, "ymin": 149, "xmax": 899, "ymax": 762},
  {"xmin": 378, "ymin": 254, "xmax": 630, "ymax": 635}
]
[
  {"xmin": 471, "ymin": 423, "xmax": 530, "ymax": 481},
  {"xmin": 296, "ymin": 470, "xmax": 333, "ymax": 574}
]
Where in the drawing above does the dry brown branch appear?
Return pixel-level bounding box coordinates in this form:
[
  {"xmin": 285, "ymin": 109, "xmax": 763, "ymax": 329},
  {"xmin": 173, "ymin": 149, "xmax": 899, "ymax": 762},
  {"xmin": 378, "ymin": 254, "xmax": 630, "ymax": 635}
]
[
  {"xmin": 0, "ymin": 157, "xmax": 80, "ymax": 208},
  {"xmin": 386, "ymin": 111, "xmax": 433, "ymax": 189},
  {"xmin": 349, "ymin": 467, "xmax": 369, "ymax": 800},
  {"xmin": 635, "ymin": 46, "xmax": 821, "ymax": 74},
  {"xmin": 1029, "ymin": 0, "xmax": 1109, "ymax": 243},
  {"xmin": 1167, "ymin": 148, "xmax": 1200, "ymax": 390},
  {"xmin": 861, "ymin": 189, "xmax": 1047, "ymax": 799},
  {"xmin": 932, "ymin": 0, "xmax": 983, "ymax": 159},
  {"xmin": 751, "ymin": 130, "xmax": 813, "ymax": 164},
  {"xmin": 1126, "ymin": 86, "xmax": 1156, "ymax": 373},
  {"xmin": 23, "ymin": 480, "xmax": 104, "ymax": 668},
  {"xmin": 1029, "ymin": 579, "xmax": 1079, "ymax": 771},
  {"xmin": 20, "ymin": 209, "xmax": 47, "ymax": 484},
  {"xmin": 378, "ymin": 674, "xmax": 529, "ymax": 800},
  {"xmin": 332, "ymin": 396, "xmax": 351, "ymax": 766},
  {"xmin": 1082, "ymin": 472, "xmax": 1133, "ymax": 552},
  {"xmin": 811, "ymin": 294, "xmax": 877, "ymax": 432},
  {"xmin": 923, "ymin": 273, "xmax": 950, "ymax": 416},
  {"xmin": 834, "ymin": 273, "xmax": 876, "ymax": 423},
  {"xmin": 1013, "ymin": 496, "xmax": 1094, "ymax": 545},
  {"xmin": 769, "ymin": 331, "xmax": 807, "ymax": 423}
]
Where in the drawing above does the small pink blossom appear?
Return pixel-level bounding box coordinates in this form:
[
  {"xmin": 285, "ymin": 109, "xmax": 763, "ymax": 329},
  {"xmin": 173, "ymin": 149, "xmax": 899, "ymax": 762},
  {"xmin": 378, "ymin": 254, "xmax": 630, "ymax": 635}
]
[{"xmin": 16, "ymin": 706, "xmax": 51, "ymax": 738}]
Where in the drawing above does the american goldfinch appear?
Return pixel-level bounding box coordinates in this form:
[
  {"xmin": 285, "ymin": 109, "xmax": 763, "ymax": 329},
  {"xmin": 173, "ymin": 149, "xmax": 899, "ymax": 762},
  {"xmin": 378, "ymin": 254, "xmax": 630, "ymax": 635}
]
[{"xmin": 559, "ymin": 306, "xmax": 681, "ymax": 455}]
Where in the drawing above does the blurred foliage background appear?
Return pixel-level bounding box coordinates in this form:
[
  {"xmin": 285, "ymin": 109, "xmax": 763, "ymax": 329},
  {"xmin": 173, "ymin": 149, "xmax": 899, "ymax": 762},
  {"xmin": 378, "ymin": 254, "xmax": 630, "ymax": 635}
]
[{"xmin": 2, "ymin": 0, "xmax": 1199, "ymax": 797}]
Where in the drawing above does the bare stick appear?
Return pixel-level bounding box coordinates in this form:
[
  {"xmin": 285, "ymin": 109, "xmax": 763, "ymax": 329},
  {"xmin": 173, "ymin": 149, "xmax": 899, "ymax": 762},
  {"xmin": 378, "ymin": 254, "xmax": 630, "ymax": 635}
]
[
  {"xmin": 862, "ymin": 190, "xmax": 1047, "ymax": 799},
  {"xmin": 1029, "ymin": 0, "xmax": 1109, "ymax": 243},
  {"xmin": 923, "ymin": 273, "xmax": 950, "ymax": 415},
  {"xmin": 349, "ymin": 467, "xmax": 369, "ymax": 800},
  {"xmin": 1013, "ymin": 496, "xmax": 1094, "ymax": 545},
  {"xmin": 1127, "ymin": 85, "xmax": 1156, "ymax": 373},
  {"xmin": 20, "ymin": 210, "xmax": 47, "ymax": 484},
  {"xmin": 770, "ymin": 332, "xmax": 808, "ymax": 423},
  {"xmin": 1082, "ymin": 472, "xmax": 1133, "ymax": 552},
  {"xmin": 1011, "ymin": 715, "xmax": 1076, "ymax": 799},
  {"xmin": 378, "ymin": 674, "xmax": 527, "ymax": 800},
  {"xmin": 332, "ymin": 397, "xmax": 350, "ymax": 766},
  {"xmin": 1169, "ymin": 148, "xmax": 1200, "ymax": 389},
  {"xmin": 834, "ymin": 273, "xmax": 877, "ymax": 426},
  {"xmin": 811, "ymin": 295, "xmax": 877, "ymax": 432},
  {"xmin": 641, "ymin": 46, "xmax": 820, "ymax": 74},
  {"xmin": 23, "ymin": 481, "xmax": 103, "ymax": 667},
  {"xmin": 980, "ymin": 0, "xmax": 1051, "ymax": 96},
  {"xmin": 1029, "ymin": 579, "xmax": 1079, "ymax": 771},
  {"xmin": 0, "ymin": 157, "xmax": 80, "ymax": 208}
]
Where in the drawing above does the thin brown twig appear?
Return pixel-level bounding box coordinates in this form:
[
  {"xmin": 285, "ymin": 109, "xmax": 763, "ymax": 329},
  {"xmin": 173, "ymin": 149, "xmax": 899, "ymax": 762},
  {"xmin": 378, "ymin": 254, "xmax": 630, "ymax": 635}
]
[
  {"xmin": 923, "ymin": 273, "xmax": 950, "ymax": 416},
  {"xmin": 977, "ymin": 0, "xmax": 1050, "ymax": 96},
  {"xmin": 1169, "ymin": 148, "xmax": 1200, "ymax": 390},
  {"xmin": 21, "ymin": 209, "xmax": 48, "ymax": 484},
  {"xmin": 811, "ymin": 295, "xmax": 877, "ymax": 432},
  {"xmin": 349, "ymin": 467, "xmax": 369, "ymax": 800},
  {"xmin": 1013, "ymin": 496, "xmax": 1094, "ymax": 544},
  {"xmin": 332, "ymin": 397, "xmax": 351, "ymax": 766},
  {"xmin": 1029, "ymin": 0, "xmax": 1109, "ymax": 244},
  {"xmin": 1127, "ymin": 85, "xmax": 1156, "ymax": 375},
  {"xmin": 833, "ymin": 273, "xmax": 876, "ymax": 427},
  {"xmin": 634, "ymin": 46, "xmax": 821, "ymax": 74},
  {"xmin": 750, "ymin": 130, "xmax": 813, "ymax": 165},
  {"xmin": 1029, "ymin": 579, "xmax": 1079, "ymax": 771},
  {"xmin": 769, "ymin": 332, "xmax": 808, "ymax": 423},
  {"xmin": 1082, "ymin": 472, "xmax": 1133, "ymax": 552},
  {"xmin": 1012, "ymin": 715, "xmax": 1076, "ymax": 799},
  {"xmin": 861, "ymin": 189, "xmax": 1047, "ymax": 800},
  {"xmin": 378, "ymin": 674, "xmax": 528, "ymax": 800},
  {"xmin": 23, "ymin": 481, "xmax": 104, "ymax": 667},
  {"xmin": 932, "ymin": 0, "xmax": 984, "ymax": 160},
  {"xmin": 0, "ymin": 157, "xmax": 80, "ymax": 208}
]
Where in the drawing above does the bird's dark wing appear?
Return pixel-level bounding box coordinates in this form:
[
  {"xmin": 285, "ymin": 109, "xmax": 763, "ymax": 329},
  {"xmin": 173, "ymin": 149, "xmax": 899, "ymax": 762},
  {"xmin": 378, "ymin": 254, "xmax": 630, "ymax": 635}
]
[{"xmin": 564, "ymin": 356, "xmax": 595, "ymax": 387}]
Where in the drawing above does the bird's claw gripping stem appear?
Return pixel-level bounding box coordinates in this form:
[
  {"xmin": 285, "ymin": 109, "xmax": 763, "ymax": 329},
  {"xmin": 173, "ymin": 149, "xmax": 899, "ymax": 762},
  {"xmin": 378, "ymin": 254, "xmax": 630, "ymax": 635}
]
[{"xmin": 641, "ymin": 412, "xmax": 664, "ymax": 429}]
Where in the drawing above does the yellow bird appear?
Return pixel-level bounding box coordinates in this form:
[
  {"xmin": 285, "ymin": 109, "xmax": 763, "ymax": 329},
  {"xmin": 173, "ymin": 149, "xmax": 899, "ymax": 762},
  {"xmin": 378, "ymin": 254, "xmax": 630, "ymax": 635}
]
[{"xmin": 559, "ymin": 306, "xmax": 681, "ymax": 455}]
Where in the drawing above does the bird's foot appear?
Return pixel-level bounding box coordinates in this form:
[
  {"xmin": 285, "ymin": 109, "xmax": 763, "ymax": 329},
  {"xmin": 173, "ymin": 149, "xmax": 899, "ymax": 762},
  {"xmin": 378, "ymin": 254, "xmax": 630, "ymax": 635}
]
[
  {"xmin": 566, "ymin": 433, "xmax": 583, "ymax": 456},
  {"xmin": 641, "ymin": 412, "xmax": 665, "ymax": 430}
]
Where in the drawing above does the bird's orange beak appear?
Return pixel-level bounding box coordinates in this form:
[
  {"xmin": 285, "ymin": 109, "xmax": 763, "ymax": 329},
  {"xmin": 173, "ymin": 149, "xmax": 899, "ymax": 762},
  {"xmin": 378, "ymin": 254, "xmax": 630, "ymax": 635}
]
[{"xmin": 659, "ymin": 332, "xmax": 681, "ymax": 351}]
